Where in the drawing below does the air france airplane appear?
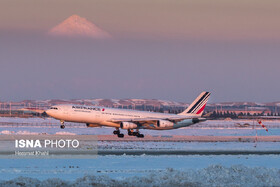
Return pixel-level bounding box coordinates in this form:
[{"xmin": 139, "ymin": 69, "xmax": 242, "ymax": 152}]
[{"xmin": 46, "ymin": 92, "xmax": 210, "ymax": 138}]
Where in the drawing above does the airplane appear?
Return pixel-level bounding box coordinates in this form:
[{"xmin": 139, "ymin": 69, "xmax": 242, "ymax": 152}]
[{"xmin": 46, "ymin": 91, "xmax": 211, "ymax": 138}]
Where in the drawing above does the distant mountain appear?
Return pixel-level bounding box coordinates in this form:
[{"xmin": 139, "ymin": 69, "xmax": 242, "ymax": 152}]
[{"xmin": 48, "ymin": 14, "xmax": 112, "ymax": 39}]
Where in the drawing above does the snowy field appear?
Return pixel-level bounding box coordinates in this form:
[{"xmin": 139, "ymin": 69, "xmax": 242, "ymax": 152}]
[
  {"xmin": 0, "ymin": 155, "xmax": 280, "ymax": 186},
  {"xmin": 0, "ymin": 117, "xmax": 279, "ymax": 186},
  {"xmin": 98, "ymin": 141, "xmax": 280, "ymax": 151},
  {"xmin": 0, "ymin": 117, "xmax": 279, "ymax": 136}
]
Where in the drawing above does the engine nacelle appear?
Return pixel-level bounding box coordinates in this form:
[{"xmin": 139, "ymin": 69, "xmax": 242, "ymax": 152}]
[
  {"xmin": 157, "ymin": 120, "xmax": 174, "ymax": 128},
  {"xmin": 120, "ymin": 122, "xmax": 138, "ymax": 129}
]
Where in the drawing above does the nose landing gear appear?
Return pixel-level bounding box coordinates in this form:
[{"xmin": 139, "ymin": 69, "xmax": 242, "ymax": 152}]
[{"xmin": 60, "ymin": 120, "xmax": 65, "ymax": 129}]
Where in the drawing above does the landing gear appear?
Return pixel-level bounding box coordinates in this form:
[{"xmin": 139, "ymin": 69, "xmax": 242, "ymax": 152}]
[
  {"xmin": 129, "ymin": 129, "xmax": 144, "ymax": 138},
  {"xmin": 137, "ymin": 133, "xmax": 144, "ymax": 138},
  {"xmin": 113, "ymin": 128, "xmax": 124, "ymax": 138},
  {"xmin": 128, "ymin": 129, "xmax": 134, "ymax": 136},
  {"xmin": 114, "ymin": 128, "xmax": 144, "ymax": 138},
  {"xmin": 60, "ymin": 121, "xmax": 65, "ymax": 129}
]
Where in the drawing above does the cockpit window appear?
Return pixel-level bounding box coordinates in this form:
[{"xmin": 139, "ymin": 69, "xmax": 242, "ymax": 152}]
[{"xmin": 50, "ymin": 107, "xmax": 58, "ymax": 110}]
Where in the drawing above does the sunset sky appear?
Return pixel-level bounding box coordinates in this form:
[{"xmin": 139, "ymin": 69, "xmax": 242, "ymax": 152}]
[{"xmin": 0, "ymin": 0, "xmax": 280, "ymax": 102}]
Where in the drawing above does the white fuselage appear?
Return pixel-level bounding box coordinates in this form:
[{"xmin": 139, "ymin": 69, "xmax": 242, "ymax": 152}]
[{"xmin": 46, "ymin": 105, "xmax": 202, "ymax": 130}]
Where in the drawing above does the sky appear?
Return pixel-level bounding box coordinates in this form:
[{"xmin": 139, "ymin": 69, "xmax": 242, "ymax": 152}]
[{"xmin": 0, "ymin": 0, "xmax": 280, "ymax": 103}]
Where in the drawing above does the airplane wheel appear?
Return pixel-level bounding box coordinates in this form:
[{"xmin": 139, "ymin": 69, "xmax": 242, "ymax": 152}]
[
  {"xmin": 137, "ymin": 134, "xmax": 144, "ymax": 138},
  {"xmin": 113, "ymin": 130, "xmax": 119, "ymax": 135},
  {"xmin": 60, "ymin": 125, "xmax": 65, "ymax": 129},
  {"xmin": 132, "ymin": 132, "xmax": 139, "ymax": 136},
  {"xmin": 117, "ymin": 133, "xmax": 124, "ymax": 138},
  {"xmin": 128, "ymin": 131, "xmax": 133, "ymax": 136}
]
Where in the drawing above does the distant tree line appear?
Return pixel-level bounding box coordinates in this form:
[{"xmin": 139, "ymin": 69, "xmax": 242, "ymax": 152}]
[{"xmin": 208, "ymin": 111, "xmax": 280, "ymax": 119}]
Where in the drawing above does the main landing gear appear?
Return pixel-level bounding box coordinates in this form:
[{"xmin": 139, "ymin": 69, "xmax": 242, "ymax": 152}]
[
  {"xmin": 113, "ymin": 128, "xmax": 124, "ymax": 138},
  {"xmin": 113, "ymin": 128, "xmax": 145, "ymax": 138},
  {"xmin": 60, "ymin": 120, "xmax": 65, "ymax": 129},
  {"xmin": 127, "ymin": 129, "xmax": 144, "ymax": 138}
]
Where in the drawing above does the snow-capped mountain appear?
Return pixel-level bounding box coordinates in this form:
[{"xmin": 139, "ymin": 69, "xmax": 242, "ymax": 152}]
[{"xmin": 48, "ymin": 14, "xmax": 112, "ymax": 39}]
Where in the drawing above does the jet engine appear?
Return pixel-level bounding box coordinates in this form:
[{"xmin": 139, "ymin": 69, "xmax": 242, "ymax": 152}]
[
  {"xmin": 120, "ymin": 122, "xmax": 138, "ymax": 129},
  {"xmin": 157, "ymin": 120, "xmax": 174, "ymax": 128}
]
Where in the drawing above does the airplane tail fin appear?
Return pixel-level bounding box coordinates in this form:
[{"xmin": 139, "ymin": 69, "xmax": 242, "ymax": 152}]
[{"xmin": 179, "ymin": 92, "xmax": 211, "ymax": 116}]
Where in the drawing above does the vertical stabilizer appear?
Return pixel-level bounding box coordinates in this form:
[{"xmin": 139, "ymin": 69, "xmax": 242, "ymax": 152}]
[{"xmin": 179, "ymin": 92, "xmax": 210, "ymax": 116}]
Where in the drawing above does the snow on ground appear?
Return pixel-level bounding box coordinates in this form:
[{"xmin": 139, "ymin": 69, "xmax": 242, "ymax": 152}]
[
  {"xmin": 0, "ymin": 117, "xmax": 57, "ymax": 123},
  {"xmin": 0, "ymin": 164, "xmax": 279, "ymax": 187},
  {"xmin": 0, "ymin": 117, "xmax": 279, "ymax": 128},
  {"xmin": 0, "ymin": 117, "xmax": 279, "ymax": 186},
  {"xmin": 0, "ymin": 155, "xmax": 279, "ymax": 181},
  {"xmin": 55, "ymin": 131, "xmax": 77, "ymax": 135},
  {"xmin": 0, "ymin": 130, "xmax": 77, "ymax": 135},
  {"xmin": 1, "ymin": 126, "xmax": 279, "ymax": 136},
  {"xmin": 98, "ymin": 141, "xmax": 280, "ymax": 151},
  {"xmin": 0, "ymin": 117, "xmax": 279, "ymax": 136}
]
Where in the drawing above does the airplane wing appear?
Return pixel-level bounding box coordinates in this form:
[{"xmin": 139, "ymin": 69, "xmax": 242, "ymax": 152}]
[
  {"xmin": 109, "ymin": 116, "xmax": 195, "ymax": 124},
  {"xmin": 109, "ymin": 117, "xmax": 161, "ymax": 124}
]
